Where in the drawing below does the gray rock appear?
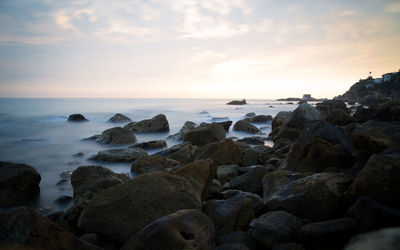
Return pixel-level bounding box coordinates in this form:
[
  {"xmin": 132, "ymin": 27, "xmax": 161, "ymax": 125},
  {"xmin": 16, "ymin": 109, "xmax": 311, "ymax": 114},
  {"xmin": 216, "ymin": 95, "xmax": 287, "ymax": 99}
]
[
  {"xmin": 89, "ymin": 148, "xmax": 147, "ymax": 162},
  {"xmin": 124, "ymin": 114, "xmax": 169, "ymax": 133},
  {"xmin": 95, "ymin": 127, "xmax": 137, "ymax": 145},
  {"xmin": 344, "ymin": 227, "xmax": 400, "ymax": 250},
  {"xmin": 183, "ymin": 123, "xmax": 226, "ymax": 146},
  {"xmin": 130, "ymin": 140, "xmax": 167, "ymax": 150},
  {"xmin": 68, "ymin": 114, "xmax": 88, "ymax": 122},
  {"xmin": 131, "ymin": 155, "xmax": 180, "ymax": 174},
  {"xmin": 230, "ymin": 165, "xmax": 274, "ymax": 194},
  {"xmin": 107, "ymin": 113, "xmax": 131, "ymax": 123},
  {"xmin": 270, "ymin": 111, "xmax": 291, "ymax": 137},
  {"xmin": 233, "ymin": 120, "xmax": 260, "ymax": 134}
]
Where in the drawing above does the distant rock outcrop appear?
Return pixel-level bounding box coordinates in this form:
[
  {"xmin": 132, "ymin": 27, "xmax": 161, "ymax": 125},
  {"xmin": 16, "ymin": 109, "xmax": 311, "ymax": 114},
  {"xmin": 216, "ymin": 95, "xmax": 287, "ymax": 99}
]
[
  {"xmin": 68, "ymin": 114, "xmax": 88, "ymax": 122},
  {"xmin": 227, "ymin": 99, "xmax": 247, "ymax": 105}
]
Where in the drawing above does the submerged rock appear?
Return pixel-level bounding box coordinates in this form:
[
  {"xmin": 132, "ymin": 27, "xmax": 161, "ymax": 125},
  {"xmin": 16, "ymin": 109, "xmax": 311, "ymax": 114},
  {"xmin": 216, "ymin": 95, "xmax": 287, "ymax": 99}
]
[
  {"xmin": 124, "ymin": 114, "xmax": 169, "ymax": 133},
  {"xmin": 89, "ymin": 148, "xmax": 147, "ymax": 162},
  {"xmin": 107, "ymin": 113, "xmax": 132, "ymax": 123},
  {"xmin": 0, "ymin": 161, "xmax": 41, "ymax": 206},
  {"xmin": 68, "ymin": 114, "xmax": 88, "ymax": 122},
  {"xmin": 95, "ymin": 127, "xmax": 137, "ymax": 145}
]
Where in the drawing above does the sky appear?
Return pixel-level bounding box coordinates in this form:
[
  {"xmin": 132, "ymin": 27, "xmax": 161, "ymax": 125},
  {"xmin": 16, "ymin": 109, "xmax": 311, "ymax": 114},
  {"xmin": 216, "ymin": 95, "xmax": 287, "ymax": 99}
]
[{"xmin": 0, "ymin": 0, "xmax": 399, "ymax": 99}]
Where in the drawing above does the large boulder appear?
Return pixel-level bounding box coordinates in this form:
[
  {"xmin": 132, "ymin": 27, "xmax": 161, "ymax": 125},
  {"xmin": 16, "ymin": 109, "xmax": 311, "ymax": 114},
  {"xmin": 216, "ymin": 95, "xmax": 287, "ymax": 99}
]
[
  {"xmin": 249, "ymin": 210, "xmax": 302, "ymax": 249},
  {"xmin": 71, "ymin": 165, "xmax": 130, "ymax": 202},
  {"xmin": 196, "ymin": 139, "xmax": 242, "ymax": 166},
  {"xmin": 270, "ymin": 111, "xmax": 291, "ymax": 137},
  {"xmin": 167, "ymin": 121, "xmax": 197, "ymax": 141},
  {"xmin": 216, "ymin": 231, "xmax": 255, "ymax": 250},
  {"xmin": 0, "ymin": 162, "xmax": 41, "ymax": 206},
  {"xmin": 107, "ymin": 113, "xmax": 132, "ymax": 123},
  {"xmin": 316, "ymin": 100, "xmax": 353, "ymax": 126},
  {"xmin": 95, "ymin": 127, "xmax": 137, "ymax": 145},
  {"xmin": 89, "ymin": 147, "xmax": 147, "ymax": 162},
  {"xmin": 346, "ymin": 153, "xmax": 400, "ymax": 208},
  {"xmin": 130, "ymin": 140, "xmax": 167, "ymax": 150},
  {"xmin": 229, "ymin": 165, "xmax": 274, "ymax": 194},
  {"xmin": 78, "ymin": 160, "xmax": 212, "ymax": 244},
  {"xmin": 124, "ymin": 114, "xmax": 169, "ymax": 133},
  {"xmin": 0, "ymin": 207, "xmax": 99, "ymax": 250},
  {"xmin": 131, "ymin": 155, "xmax": 180, "ymax": 174},
  {"xmin": 246, "ymin": 115, "xmax": 273, "ymax": 123},
  {"xmin": 203, "ymin": 195, "xmax": 255, "ymax": 236},
  {"xmin": 284, "ymin": 121, "xmax": 357, "ymax": 173},
  {"xmin": 217, "ymin": 165, "xmax": 239, "ymax": 184},
  {"xmin": 233, "ymin": 120, "xmax": 260, "ymax": 134},
  {"xmin": 344, "ymin": 227, "xmax": 400, "ymax": 250},
  {"xmin": 183, "ymin": 123, "xmax": 226, "ymax": 146},
  {"xmin": 264, "ymin": 173, "xmax": 353, "ymax": 221},
  {"xmin": 68, "ymin": 114, "xmax": 88, "ymax": 122},
  {"xmin": 121, "ymin": 209, "xmax": 215, "ymax": 250}
]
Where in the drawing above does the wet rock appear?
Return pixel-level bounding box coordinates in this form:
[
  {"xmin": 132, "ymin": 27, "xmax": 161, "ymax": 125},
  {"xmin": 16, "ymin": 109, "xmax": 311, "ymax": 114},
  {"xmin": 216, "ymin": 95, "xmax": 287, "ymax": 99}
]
[
  {"xmin": 130, "ymin": 140, "xmax": 167, "ymax": 150},
  {"xmin": 183, "ymin": 123, "xmax": 226, "ymax": 146},
  {"xmin": 0, "ymin": 207, "xmax": 99, "ymax": 250},
  {"xmin": 344, "ymin": 227, "xmax": 400, "ymax": 250},
  {"xmin": 196, "ymin": 139, "xmax": 242, "ymax": 166},
  {"xmin": 217, "ymin": 165, "xmax": 239, "ymax": 184},
  {"xmin": 221, "ymin": 190, "xmax": 264, "ymax": 213},
  {"xmin": 270, "ymin": 111, "xmax": 291, "ymax": 137},
  {"xmin": 316, "ymin": 100, "xmax": 353, "ymax": 126},
  {"xmin": 227, "ymin": 99, "xmax": 247, "ymax": 105},
  {"xmin": 73, "ymin": 152, "xmax": 85, "ymax": 158},
  {"xmin": 56, "ymin": 179, "xmax": 68, "ymax": 186},
  {"xmin": 284, "ymin": 120, "xmax": 357, "ymax": 173},
  {"xmin": 95, "ymin": 127, "xmax": 137, "ymax": 145},
  {"xmin": 203, "ymin": 195, "xmax": 255, "ymax": 236},
  {"xmin": 249, "ymin": 210, "xmax": 302, "ymax": 249},
  {"xmin": 230, "ymin": 165, "xmax": 274, "ymax": 194},
  {"xmin": 89, "ymin": 147, "xmax": 147, "ymax": 162},
  {"xmin": 217, "ymin": 231, "xmax": 255, "ymax": 250},
  {"xmin": 55, "ymin": 195, "xmax": 73, "ymax": 205},
  {"xmin": 107, "ymin": 113, "xmax": 131, "ymax": 123},
  {"xmin": 212, "ymin": 117, "xmax": 229, "ymax": 122},
  {"xmin": 264, "ymin": 173, "xmax": 353, "ymax": 221},
  {"xmin": 71, "ymin": 165, "xmax": 129, "ymax": 202},
  {"xmin": 233, "ymin": 120, "xmax": 260, "ymax": 134},
  {"xmin": 131, "ymin": 155, "xmax": 180, "ymax": 174},
  {"xmin": 247, "ymin": 115, "xmax": 273, "ymax": 123},
  {"xmin": 245, "ymin": 112, "xmax": 256, "ymax": 118},
  {"xmin": 78, "ymin": 160, "xmax": 212, "ymax": 244},
  {"xmin": 68, "ymin": 113, "xmax": 88, "ymax": 122},
  {"xmin": 121, "ymin": 209, "xmax": 215, "ymax": 250},
  {"xmin": 347, "ymin": 153, "xmax": 400, "ymax": 208},
  {"xmin": 167, "ymin": 121, "xmax": 197, "ymax": 141},
  {"xmin": 0, "ymin": 161, "xmax": 41, "ymax": 206},
  {"xmin": 237, "ymin": 136, "xmax": 265, "ymax": 145},
  {"xmin": 124, "ymin": 114, "xmax": 169, "ymax": 133},
  {"xmin": 168, "ymin": 143, "xmax": 198, "ymax": 164}
]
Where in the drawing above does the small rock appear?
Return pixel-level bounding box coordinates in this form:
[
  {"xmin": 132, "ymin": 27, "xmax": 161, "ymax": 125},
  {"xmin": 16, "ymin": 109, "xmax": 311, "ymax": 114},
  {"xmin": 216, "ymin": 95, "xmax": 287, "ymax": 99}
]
[
  {"xmin": 124, "ymin": 114, "xmax": 169, "ymax": 133},
  {"xmin": 68, "ymin": 114, "xmax": 88, "ymax": 122},
  {"xmin": 245, "ymin": 112, "xmax": 256, "ymax": 118},
  {"xmin": 73, "ymin": 152, "xmax": 85, "ymax": 158},
  {"xmin": 107, "ymin": 113, "xmax": 131, "ymax": 123},
  {"xmin": 227, "ymin": 99, "xmax": 247, "ymax": 105}
]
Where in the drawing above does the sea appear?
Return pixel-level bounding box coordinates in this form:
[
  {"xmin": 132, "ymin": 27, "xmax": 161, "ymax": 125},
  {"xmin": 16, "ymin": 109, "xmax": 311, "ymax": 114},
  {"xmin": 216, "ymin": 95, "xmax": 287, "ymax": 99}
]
[{"xmin": 0, "ymin": 98, "xmax": 300, "ymax": 212}]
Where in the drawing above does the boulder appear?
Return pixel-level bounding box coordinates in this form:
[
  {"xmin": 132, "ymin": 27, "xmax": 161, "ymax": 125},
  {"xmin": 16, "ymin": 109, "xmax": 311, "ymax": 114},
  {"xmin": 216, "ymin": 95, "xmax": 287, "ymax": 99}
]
[
  {"xmin": 68, "ymin": 114, "xmax": 88, "ymax": 122},
  {"xmin": 89, "ymin": 147, "xmax": 147, "ymax": 162},
  {"xmin": 131, "ymin": 155, "xmax": 180, "ymax": 174},
  {"xmin": 124, "ymin": 114, "xmax": 169, "ymax": 133},
  {"xmin": 168, "ymin": 144, "xmax": 198, "ymax": 164},
  {"xmin": 371, "ymin": 100, "xmax": 400, "ymax": 121},
  {"xmin": 214, "ymin": 244, "xmax": 250, "ymax": 250},
  {"xmin": 297, "ymin": 218, "xmax": 358, "ymax": 249},
  {"xmin": 0, "ymin": 207, "xmax": 99, "ymax": 250},
  {"xmin": 249, "ymin": 210, "xmax": 302, "ymax": 249},
  {"xmin": 245, "ymin": 112, "xmax": 256, "ymax": 118},
  {"xmin": 217, "ymin": 231, "xmax": 255, "ymax": 250},
  {"xmin": 130, "ymin": 140, "xmax": 167, "ymax": 150},
  {"xmin": 215, "ymin": 121, "xmax": 233, "ymax": 131},
  {"xmin": 95, "ymin": 127, "xmax": 137, "ymax": 145},
  {"xmin": 237, "ymin": 136, "xmax": 265, "ymax": 145},
  {"xmin": 203, "ymin": 195, "xmax": 255, "ymax": 236},
  {"xmin": 227, "ymin": 99, "xmax": 247, "ymax": 105},
  {"xmin": 264, "ymin": 173, "xmax": 353, "ymax": 221},
  {"xmin": 346, "ymin": 153, "xmax": 400, "ymax": 208},
  {"xmin": 183, "ymin": 123, "xmax": 226, "ymax": 146},
  {"xmin": 71, "ymin": 165, "xmax": 130, "ymax": 202},
  {"xmin": 217, "ymin": 165, "xmax": 239, "ymax": 184},
  {"xmin": 78, "ymin": 160, "xmax": 212, "ymax": 244},
  {"xmin": 196, "ymin": 139, "xmax": 242, "ymax": 166},
  {"xmin": 284, "ymin": 120, "xmax": 357, "ymax": 173},
  {"xmin": 107, "ymin": 113, "xmax": 131, "ymax": 123},
  {"xmin": 0, "ymin": 161, "xmax": 41, "ymax": 206},
  {"xmin": 270, "ymin": 111, "xmax": 291, "ymax": 137},
  {"xmin": 167, "ymin": 121, "xmax": 197, "ymax": 141},
  {"xmin": 316, "ymin": 100, "xmax": 353, "ymax": 126},
  {"xmin": 230, "ymin": 165, "xmax": 274, "ymax": 195},
  {"xmin": 344, "ymin": 227, "xmax": 400, "ymax": 250},
  {"xmin": 233, "ymin": 120, "xmax": 260, "ymax": 134},
  {"xmin": 248, "ymin": 115, "xmax": 273, "ymax": 123},
  {"xmin": 121, "ymin": 209, "xmax": 215, "ymax": 250},
  {"xmin": 154, "ymin": 142, "xmax": 191, "ymax": 158},
  {"xmin": 221, "ymin": 190, "xmax": 264, "ymax": 213},
  {"xmin": 56, "ymin": 205, "xmax": 84, "ymax": 233},
  {"xmin": 272, "ymin": 243, "xmax": 305, "ymax": 250}
]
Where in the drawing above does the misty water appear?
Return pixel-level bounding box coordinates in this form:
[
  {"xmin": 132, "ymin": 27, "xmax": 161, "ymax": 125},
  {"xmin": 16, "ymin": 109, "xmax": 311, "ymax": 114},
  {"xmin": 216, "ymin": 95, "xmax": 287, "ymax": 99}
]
[{"xmin": 0, "ymin": 98, "xmax": 299, "ymax": 213}]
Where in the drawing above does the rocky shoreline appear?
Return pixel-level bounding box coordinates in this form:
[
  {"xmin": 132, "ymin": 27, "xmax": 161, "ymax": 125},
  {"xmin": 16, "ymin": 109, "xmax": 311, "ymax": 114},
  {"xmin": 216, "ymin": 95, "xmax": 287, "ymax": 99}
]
[{"xmin": 1, "ymin": 98, "xmax": 400, "ymax": 250}]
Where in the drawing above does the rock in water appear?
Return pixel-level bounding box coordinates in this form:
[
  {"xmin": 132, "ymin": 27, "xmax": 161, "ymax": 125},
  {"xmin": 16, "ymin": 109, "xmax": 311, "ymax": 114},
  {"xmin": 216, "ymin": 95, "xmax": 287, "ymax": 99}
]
[
  {"xmin": 121, "ymin": 209, "xmax": 215, "ymax": 250},
  {"xmin": 0, "ymin": 207, "xmax": 99, "ymax": 250},
  {"xmin": 89, "ymin": 148, "xmax": 147, "ymax": 162},
  {"xmin": 78, "ymin": 160, "xmax": 212, "ymax": 244},
  {"xmin": 124, "ymin": 114, "xmax": 169, "ymax": 133},
  {"xmin": 227, "ymin": 99, "xmax": 247, "ymax": 105},
  {"xmin": 183, "ymin": 123, "xmax": 226, "ymax": 146},
  {"xmin": 233, "ymin": 120, "xmax": 260, "ymax": 134},
  {"xmin": 68, "ymin": 114, "xmax": 88, "ymax": 122},
  {"xmin": 0, "ymin": 161, "xmax": 41, "ymax": 206},
  {"xmin": 71, "ymin": 165, "xmax": 130, "ymax": 202},
  {"xmin": 196, "ymin": 139, "xmax": 242, "ymax": 166},
  {"xmin": 344, "ymin": 227, "xmax": 400, "ymax": 250},
  {"xmin": 107, "ymin": 113, "xmax": 132, "ymax": 123},
  {"xmin": 130, "ymin": 140, "xmax": 167, "ymax": 150},
  {"xmin": 270, "ymin": 111, "xmax": 291, "ymax": 137},
  {"xmin": 95, "ymin": 127, "xmax": 137, "ymax": 145}
]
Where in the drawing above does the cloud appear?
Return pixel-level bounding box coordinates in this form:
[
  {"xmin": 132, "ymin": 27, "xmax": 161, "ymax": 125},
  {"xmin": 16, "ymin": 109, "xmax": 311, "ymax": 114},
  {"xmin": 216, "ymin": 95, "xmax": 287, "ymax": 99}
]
[
  {"xmin": 93, "ymin": 21, "xmax": 158, "ymax": 43},
  {"xmin": 385, "ymin": 2, "xmax": 400, "ymax": 13}
]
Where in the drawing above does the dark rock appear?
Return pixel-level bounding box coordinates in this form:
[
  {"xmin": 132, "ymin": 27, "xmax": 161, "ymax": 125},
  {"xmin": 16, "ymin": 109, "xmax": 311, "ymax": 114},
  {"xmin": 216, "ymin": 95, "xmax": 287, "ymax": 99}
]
[
  {"xmin": 245, "ymin": 112, "xmax": 256, "ymax": 118},
  {"xmin": 217, "ymin": 231, "xmax": 255, "ymax": 250},
  {"xmin": 80, "ymin": 233, "xmax": 100, "ymax": 247},
  {"xmin": 71, "ymin": 165, "xmax": 129, "ymax": 202},
  {"xmin": 167, "ymin": 121, "xmax": 197, "ymax": 141},
  {"xmin": 107, "ymin": 113, "xmax": 131, "ymax": 123},
  {"xmin": 55, "ymin": 195, "xmax": 73, "ymax": 205},
  {"xmin": 0, "ymin": 207, "xmax": 99, "ymax": 250},
  {"xmin": 230, "ymin": 165, "xmax": 274, "ymax": 194},
  {"xmin": 183, "ymin": 123, "xmax": 226, "ymax": 146},
  {"xmin": 203, "ymin": 195, "xmax": 255, "ymax": 236},
  {"xmin": 131, "ymin": 155, "xmax": 180, "ymax": 174},
  {"xmin": 270, "ymin": 111, "xmax": 291, "ymax": 137},
  {"xmin": 82, "ymin": 135, "xmax": 99, "ymax": 141},
  {"xmin": 212, "ymin": 117, "xmax": 229, "ymax": 122},
  {"xmin": 60, "ymin": 171, "xmax": 72, "ymax": 179},
  {"xmin": 297, "ymin": 218, "xmax": 358, "ymax": 249},
  {"xmin": 73, "ymin": 152, "xmax": 85, "ymax": 158},
  {"xmin": 284, "ymin": 120, "xmax": 357, "ymax": 173},
  {"xmin": 130, "ymin": 140, "xmax": 167, "ymax": 150},
  {"xmin": 121, "ymin": 209, "xmax": 215, "ymax": 250},
  {"xmin": 56, "ymin": 205, "xmax": 83, "ymax": 233},
  {"xmin": 78, "ymin": 160, "xmax": 212, "ymax": 244},
  {"xmin": 237, "ymin": 136, "xmax": 265, "ymax": 145},
  {"xmin": 57, "ymin": 179, "xmax": 68, "ymax": 186},
  {"xmin": 353, "ymin": 106, "xmax": 375, "ymax": 123},
  {"xmin": 95, "ymin": 127, "xmax": 137, "ymax": 145},
  {"xmin": 154, "ymin": 142, "xmax": 191, "ymax": 158},
  {"xmin": 124, "ymin": 114, "xmax": 169, "ymax": 133},
  {"xmin": 345, "ymin": 196, "xmax": 400, "ymax": 232},
  {"xmin": 196, "ymin": 139, "xmax": 242, "ymax": 166},
  {"xmin": 89, "ymin": 147, "xmax": 147, "ymax": 162},
  {"xmin": 372, "ymin": 100, "xmax": 400, "ymax": 121},
  {"xmin": 272, "ymin": 243, "xmax": 305, "ymax": 250},
  {"xmin": 249, "ymin": 210, "xmax": 302, "ymax": 249},
  {"xmin": 316, "ymin": 100, "xmax": 353, "ymax": 126},
  {"xmin": 344, "ymin": 227, "xmax": 400, "ymax": 250},
  {"xmin": 214, "ymin": 244, "xmax": 250, "ymax": 250},
  {"xmin": 0, "ymin": 161, "xmax": 41, "ymax": 206},
  {"xmin": 215, "ymin": 121, "xmax": 233, "ymax": 131},
  {"xmin": 250, "ymin": 115, "xmax": 273, "ymax": 123},
  {"xmin": 168, "ymin": 143, "xmax": 198, "ymax": 164},
  {"xmin": 68, "ymin": 113, "xmax": 88, "ymax": 122},
  {"xmin": 217, "ymin": 165, "xmax": 239, "ymax": 184},
  {"xmin": 233, "ymin": 120, "xmax": 260, "ymax": 134},
  {"xmin": 346, "ymin": 153, "xmax": 400, "ymax": 209},
  {"xmin": 221, "ymin": 190, "xmax": 264, "ymax": 213},
  {"xmin": 227, "ymin": 99, "xmax": 247, "ymax": 105}
]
